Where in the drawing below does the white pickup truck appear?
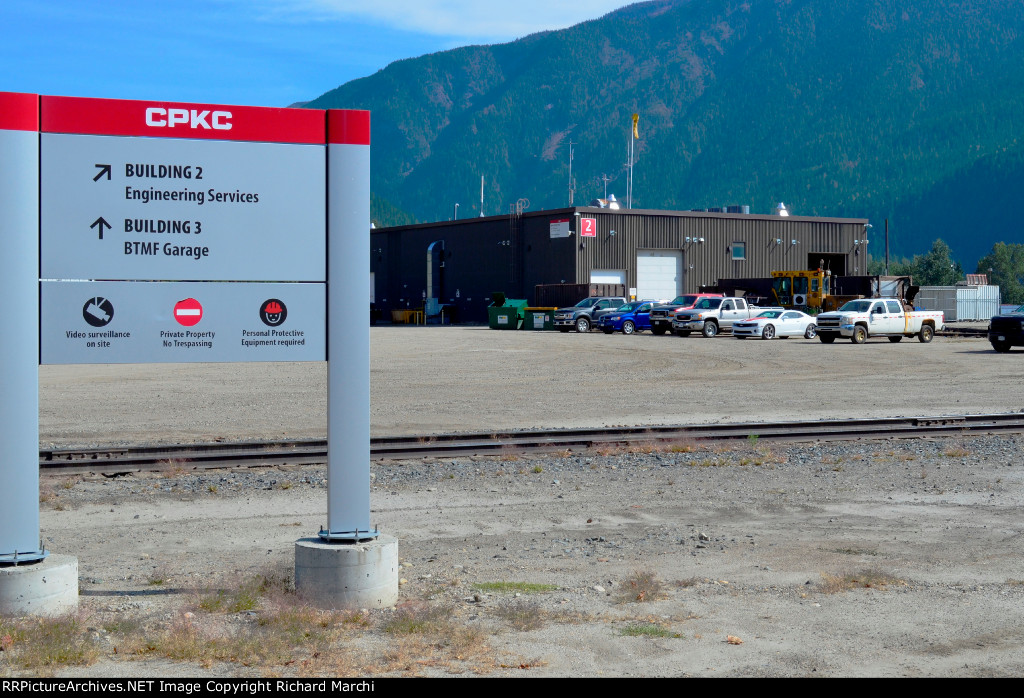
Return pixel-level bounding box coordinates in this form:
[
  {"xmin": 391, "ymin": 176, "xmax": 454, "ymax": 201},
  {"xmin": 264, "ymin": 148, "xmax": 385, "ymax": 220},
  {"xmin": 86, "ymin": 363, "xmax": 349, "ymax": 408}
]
[
  {"xmin": 814, "ymin": 298, "xmax": 944, "ymax": 344},
  {"xmin": 672, "ymin": 296, "xmax": 783, "ymax": 337}
]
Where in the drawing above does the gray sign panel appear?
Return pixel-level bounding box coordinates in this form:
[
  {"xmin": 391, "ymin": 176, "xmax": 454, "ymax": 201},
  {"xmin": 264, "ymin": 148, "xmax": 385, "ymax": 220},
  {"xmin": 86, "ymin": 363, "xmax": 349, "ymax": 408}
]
[
  {"xmin": 41, "ymin": 134, "xmax": 326, "ymax": 281},
  {"xmin": 41, "ymin": 281, "xmax": 325, "ymax": 364}
]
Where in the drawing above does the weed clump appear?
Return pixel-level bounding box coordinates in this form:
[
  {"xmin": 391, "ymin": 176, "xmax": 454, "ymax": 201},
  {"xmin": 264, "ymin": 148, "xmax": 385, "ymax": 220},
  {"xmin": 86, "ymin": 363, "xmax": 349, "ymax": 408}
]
[
  {"xmin": 472, "ymin": 581, "xmax": 558, "ymax": 594},
  {"xmin": 817, "ymin": 569, "xmax": 907, "ymax": 594},
  {"xmin": 620, "ymin": 623, "xmax": 679, "ymax": 638},
  {"xmin": 0, "ymin": 614, "xmax": 100, "ymax": 675},
  {"xmin": 617, "ymin": 570, "xmax": 665, "ymax": 603}
]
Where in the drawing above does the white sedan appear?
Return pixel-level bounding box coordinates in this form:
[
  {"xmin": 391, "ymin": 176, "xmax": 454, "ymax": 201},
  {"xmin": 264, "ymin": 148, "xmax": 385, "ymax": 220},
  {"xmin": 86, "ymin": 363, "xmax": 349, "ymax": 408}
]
[{"xmin": 733, "ymin": 310, "xmax": 817, "ymax": 339}]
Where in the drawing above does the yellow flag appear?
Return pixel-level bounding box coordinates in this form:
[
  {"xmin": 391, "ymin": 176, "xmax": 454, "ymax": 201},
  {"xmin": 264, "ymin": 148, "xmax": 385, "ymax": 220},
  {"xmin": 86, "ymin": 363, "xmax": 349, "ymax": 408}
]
[{"xmin": 632, "ymin": 113, "xmax": 639, "ymax": 139}]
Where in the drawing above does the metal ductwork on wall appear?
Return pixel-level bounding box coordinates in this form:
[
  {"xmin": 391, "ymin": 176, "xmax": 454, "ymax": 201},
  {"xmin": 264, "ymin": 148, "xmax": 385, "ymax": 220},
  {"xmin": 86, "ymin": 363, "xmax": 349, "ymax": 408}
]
[{"xmin": 426, "ymin": 240, "xmax": 445, "ymax": 315}]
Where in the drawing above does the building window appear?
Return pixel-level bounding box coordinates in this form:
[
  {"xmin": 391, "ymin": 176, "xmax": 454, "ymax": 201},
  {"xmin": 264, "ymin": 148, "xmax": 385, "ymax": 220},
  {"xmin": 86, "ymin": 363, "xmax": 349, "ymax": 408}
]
[{"xmin": 731, "ymin": 242, "xmax": 746, "ymax": 260}]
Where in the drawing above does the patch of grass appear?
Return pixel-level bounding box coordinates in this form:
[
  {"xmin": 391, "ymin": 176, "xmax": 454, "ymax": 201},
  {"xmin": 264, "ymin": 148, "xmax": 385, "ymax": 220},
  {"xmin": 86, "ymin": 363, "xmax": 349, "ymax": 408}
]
[
  {"xmin": 675, "ymin": 577, "xmax": 702, "ymax": 588},
  {"xmin": 944, "ymin": 445, "xmax": 971, "ymax": 458},
  {"xmin": 256, "ymin": 603, "xmax": 349, "ymax": 646},
  {"xmin": 472, "ymin": 581, "xmax": 558, "ymax": 594},
  {"xmin": 617, "ymin": 570, "xmax": 665, "ymax": 603},
  {"xmin": 746, "ymin": 434, "xmax": 759, "ymax": 446},
  {"xmin": 817, "ymin": 569, "xmax": 907, "ymax": 594},
  {"xmin": 1005, "ymin": 579, "xmax": 1024, "ymax": 587},
  {"xmin": 667, "ymin": 439, "xmax": 700, "ymax": 453},
  {"xmin": 494, "ymin": 602, "xmax": 546, "ymax": 631},
  {"xmin": 531, "ymin": 465, "xmax": 543, "ymax": 474},
  {"xmin": 197, "ymin": 570, "xmax": 289, "ymax": 614},
  {"xmin": 276, "ymin": 481, "xmax": 293, "ymax": 490},
  {"xmin": 157, "ymin": 616, "xmax": 287, "ymax": 667},
  {"xmin": 620, "ymin": 623, "xmax": 680, "ymax": 638},
  {"xmin": 0, "ymin": 613, "xmax": 100, "ymax": 675},
  {"xmin": 60, "ymin": 479, "xmax": 77, "ymax": 490},
  {"xmin": 383, "ymin": 600, "xmax": 453, "ymax": 635}
]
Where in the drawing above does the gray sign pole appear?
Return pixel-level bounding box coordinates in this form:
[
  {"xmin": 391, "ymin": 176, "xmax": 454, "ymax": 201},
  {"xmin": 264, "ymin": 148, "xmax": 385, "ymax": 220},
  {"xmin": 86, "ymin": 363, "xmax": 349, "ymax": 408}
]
[
  {"xmin": 322, "ymin": 111, "xmax": 374, "ymax": 540},
  {"xmin": 0, "ymin": 93, "xmax": 44, "ymax": 562}
]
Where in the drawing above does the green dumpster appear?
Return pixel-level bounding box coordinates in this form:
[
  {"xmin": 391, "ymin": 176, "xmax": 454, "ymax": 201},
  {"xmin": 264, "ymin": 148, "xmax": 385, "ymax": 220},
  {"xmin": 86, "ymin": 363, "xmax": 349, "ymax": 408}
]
[
  {"xmin": 522, "ymin": 307, "xmax": 556, "ymax": 331},
  {"xmin": 488, "ymin": 293, "xmax": 528, "ymax": 330}
]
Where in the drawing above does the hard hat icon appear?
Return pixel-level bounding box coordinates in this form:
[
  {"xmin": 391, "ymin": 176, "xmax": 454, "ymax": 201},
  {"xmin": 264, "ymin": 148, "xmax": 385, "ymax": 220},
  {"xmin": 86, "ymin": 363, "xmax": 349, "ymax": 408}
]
[{"xmin": 260, "ymin": 298, "xmax": 288, "ymax": 327}]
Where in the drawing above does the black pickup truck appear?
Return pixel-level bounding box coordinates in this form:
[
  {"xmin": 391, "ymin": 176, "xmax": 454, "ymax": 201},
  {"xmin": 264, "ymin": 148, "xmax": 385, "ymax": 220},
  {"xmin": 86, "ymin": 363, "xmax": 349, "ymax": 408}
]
[{"xmin": 989, "ymin": 305, "xmax": 1024, "ymax": 352}]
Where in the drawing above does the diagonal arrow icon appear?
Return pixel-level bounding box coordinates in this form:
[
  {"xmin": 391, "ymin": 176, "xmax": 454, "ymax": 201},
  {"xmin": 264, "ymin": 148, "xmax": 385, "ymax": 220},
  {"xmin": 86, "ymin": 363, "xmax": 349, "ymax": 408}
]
[
  {"xmin": 90, "ymin": 217, "xmax": 112, "ymax": 240},
  {"xmin": 93, "ymin": 164, "xmax": 111, "ymax": 181}
]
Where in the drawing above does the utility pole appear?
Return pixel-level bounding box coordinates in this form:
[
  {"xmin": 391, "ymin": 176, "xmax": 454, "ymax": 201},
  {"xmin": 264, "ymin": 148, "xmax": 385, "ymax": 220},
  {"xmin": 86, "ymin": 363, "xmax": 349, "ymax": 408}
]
[{"xmin": 567, "ymin": 141, "xmax": 575, "ymax": 206}]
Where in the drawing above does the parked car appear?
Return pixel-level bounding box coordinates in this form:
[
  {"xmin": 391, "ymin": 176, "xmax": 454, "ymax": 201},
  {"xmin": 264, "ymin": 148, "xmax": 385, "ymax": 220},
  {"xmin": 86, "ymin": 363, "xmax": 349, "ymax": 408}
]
[
  {"xmin": 672, "ymin": 297, "xmax": 783, "ymax": 337},
  {"xmin": 647, "ymin": 293, "xmax": 724, "ymax": 335},
  {"xmin": 988, "ymin": 304, "xmax": 1024, "ymax": 352},
  {"xmin": 553, "ymin": 296, "xmax": 628, "ymax": 333},
  {"xmin": 598, "ymin": 301, "xmax": 655, "ymax": 334},
  {"xmin": 733, "ymin": 310, "xmax": 818, "ymax": 339}
]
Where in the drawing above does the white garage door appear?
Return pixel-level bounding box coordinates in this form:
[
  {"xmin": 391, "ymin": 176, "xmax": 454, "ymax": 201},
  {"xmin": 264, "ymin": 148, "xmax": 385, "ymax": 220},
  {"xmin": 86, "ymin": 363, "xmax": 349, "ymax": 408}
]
[
  {"xmin": 637, "ymin": 250, "xmax": 681, "ymax": 301},
  {"xmin": 589, "ymin": 269, "xmax": 626, "ymax": 286}
]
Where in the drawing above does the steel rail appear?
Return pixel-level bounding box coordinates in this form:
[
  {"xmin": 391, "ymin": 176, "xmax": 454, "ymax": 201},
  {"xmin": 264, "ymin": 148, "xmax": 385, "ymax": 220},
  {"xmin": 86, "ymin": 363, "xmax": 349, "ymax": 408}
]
[{"xmin": 38, "ymin": 412, "xmax": 1024, "ymax": 475}]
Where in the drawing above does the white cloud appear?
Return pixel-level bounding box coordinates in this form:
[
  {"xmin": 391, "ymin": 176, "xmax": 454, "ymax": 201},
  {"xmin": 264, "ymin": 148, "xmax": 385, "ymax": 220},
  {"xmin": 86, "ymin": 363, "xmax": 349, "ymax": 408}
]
[{"xmin": 286, "ymin": 0, "xmax": 632, "ymax": 41}]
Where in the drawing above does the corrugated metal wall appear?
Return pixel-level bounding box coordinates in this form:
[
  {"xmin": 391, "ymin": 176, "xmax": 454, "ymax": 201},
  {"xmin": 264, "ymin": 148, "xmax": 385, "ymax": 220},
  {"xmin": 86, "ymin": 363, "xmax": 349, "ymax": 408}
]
[
  {"xmin": 917, "ymin": 287, "xmax": 959, "ymax": 321},
  {"xmin": 574, "ymin": 210, "xmax": 864, "ymax": 294},
  {"xmin": 916, "ymin": 285, "xmax": 1001, "ymax": 321},
  {"xmin": 957, "ymin": 285, "xmax": 1001, "ymax": 320},
  {"xmin": 373, "ymin": 208, "xmax": 864, "ymax": 322}
]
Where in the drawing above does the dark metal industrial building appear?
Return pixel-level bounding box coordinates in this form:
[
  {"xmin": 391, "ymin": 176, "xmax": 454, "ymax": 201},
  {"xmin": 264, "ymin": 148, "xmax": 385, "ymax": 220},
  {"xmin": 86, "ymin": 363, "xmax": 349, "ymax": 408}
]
[{"xmin": 371, "ymin": 206, "xmax": 870, "ymax": 323}]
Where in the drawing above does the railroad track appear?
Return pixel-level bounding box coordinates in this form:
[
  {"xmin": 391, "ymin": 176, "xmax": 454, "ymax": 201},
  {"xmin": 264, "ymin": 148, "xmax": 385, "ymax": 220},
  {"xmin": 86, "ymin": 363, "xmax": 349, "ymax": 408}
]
[
  {"xmin": 39, "ymin": 412, "xmax": 1024, "ymax": 475},
  {"xmin": 939, "ymin": 326, "xmax": 988, "ymax": 337}
]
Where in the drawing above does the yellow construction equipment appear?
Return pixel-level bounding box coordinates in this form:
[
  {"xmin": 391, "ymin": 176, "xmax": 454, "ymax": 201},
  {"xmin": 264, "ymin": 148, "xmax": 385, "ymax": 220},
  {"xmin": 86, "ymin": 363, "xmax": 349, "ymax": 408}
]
[{"xmin": 770, "ymin": 269, "xmax": 831, "ymax": 309}]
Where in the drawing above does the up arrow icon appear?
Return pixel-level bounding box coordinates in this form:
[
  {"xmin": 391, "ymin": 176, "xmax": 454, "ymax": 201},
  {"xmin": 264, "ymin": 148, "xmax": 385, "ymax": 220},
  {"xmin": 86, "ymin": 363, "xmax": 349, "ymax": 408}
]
[
  {"xmin": 93, "ymin": 164, "xmax": 111, "ymax": 181},
  {"xmin": 90, "ymin": 217, "xmax": 112, "ymax": 240}
]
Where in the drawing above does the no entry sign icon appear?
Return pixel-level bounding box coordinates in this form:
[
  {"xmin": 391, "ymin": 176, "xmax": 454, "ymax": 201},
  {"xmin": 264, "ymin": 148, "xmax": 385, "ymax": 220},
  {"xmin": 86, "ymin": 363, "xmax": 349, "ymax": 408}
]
[{"xmin": 173, "ymin": 297, "xmax": 203, "ymax": 326}]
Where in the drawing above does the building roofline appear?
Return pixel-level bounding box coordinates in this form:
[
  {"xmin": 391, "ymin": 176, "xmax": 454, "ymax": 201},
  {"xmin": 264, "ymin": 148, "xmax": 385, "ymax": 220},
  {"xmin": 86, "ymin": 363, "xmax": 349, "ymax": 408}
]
[{"xmin": 375, "ymin": 206, "xmax": 869, "ymax": 233}]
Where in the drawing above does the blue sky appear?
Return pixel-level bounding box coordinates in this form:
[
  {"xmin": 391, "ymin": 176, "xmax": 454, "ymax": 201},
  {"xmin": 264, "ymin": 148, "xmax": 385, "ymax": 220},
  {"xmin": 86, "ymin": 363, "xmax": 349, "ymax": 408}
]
[{"xmin": 3, "ymin": 0, "xmax": 630, "ymax": 107}]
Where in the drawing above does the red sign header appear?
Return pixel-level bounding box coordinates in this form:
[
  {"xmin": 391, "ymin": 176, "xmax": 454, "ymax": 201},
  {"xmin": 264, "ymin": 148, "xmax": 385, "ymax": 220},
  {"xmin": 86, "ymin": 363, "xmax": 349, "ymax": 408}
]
[
  {"xmin": 41, "ymin": 95, "xmax": 327, "ymax": 145},
  {"xmin": 0, "ymin": 92, "xmax": 39, "ymax": 132},
  {"xmin": 327, "ymin": 110, "xmax": 370, "ymax": 146}
]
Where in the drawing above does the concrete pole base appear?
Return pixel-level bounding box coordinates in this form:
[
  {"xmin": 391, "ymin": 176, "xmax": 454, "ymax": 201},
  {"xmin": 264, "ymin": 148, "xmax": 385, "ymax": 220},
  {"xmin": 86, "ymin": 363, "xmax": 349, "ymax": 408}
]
[
  {"xmin": 0, "ymin": 555, "xmax": 78, "ymax": 616},
  {"xmin": 294, "ymin": 535, "xmax": 398, "ymax": 609}
]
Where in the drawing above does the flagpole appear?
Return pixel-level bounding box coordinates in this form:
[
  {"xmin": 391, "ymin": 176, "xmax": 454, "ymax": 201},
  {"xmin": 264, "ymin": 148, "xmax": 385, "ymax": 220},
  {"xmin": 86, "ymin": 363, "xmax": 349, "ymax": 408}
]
[
  {"xmin": 628, "ymin": 113, "xmax": 638, "ymax": 209},
  {"xmin": 628, "ymin": 132, "xmax": 633, "ymax": 209}
]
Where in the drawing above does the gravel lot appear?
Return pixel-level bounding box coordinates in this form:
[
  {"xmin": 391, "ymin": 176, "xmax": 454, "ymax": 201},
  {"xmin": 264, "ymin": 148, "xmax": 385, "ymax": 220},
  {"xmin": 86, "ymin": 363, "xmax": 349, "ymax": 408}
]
[
  {"xmin": 10, "ymin": 327, "xmax": 1024, "ymax": 677},
  {"xmin": 39, "ymin": 325, "xmax": 1017, "ymax": 447}
]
